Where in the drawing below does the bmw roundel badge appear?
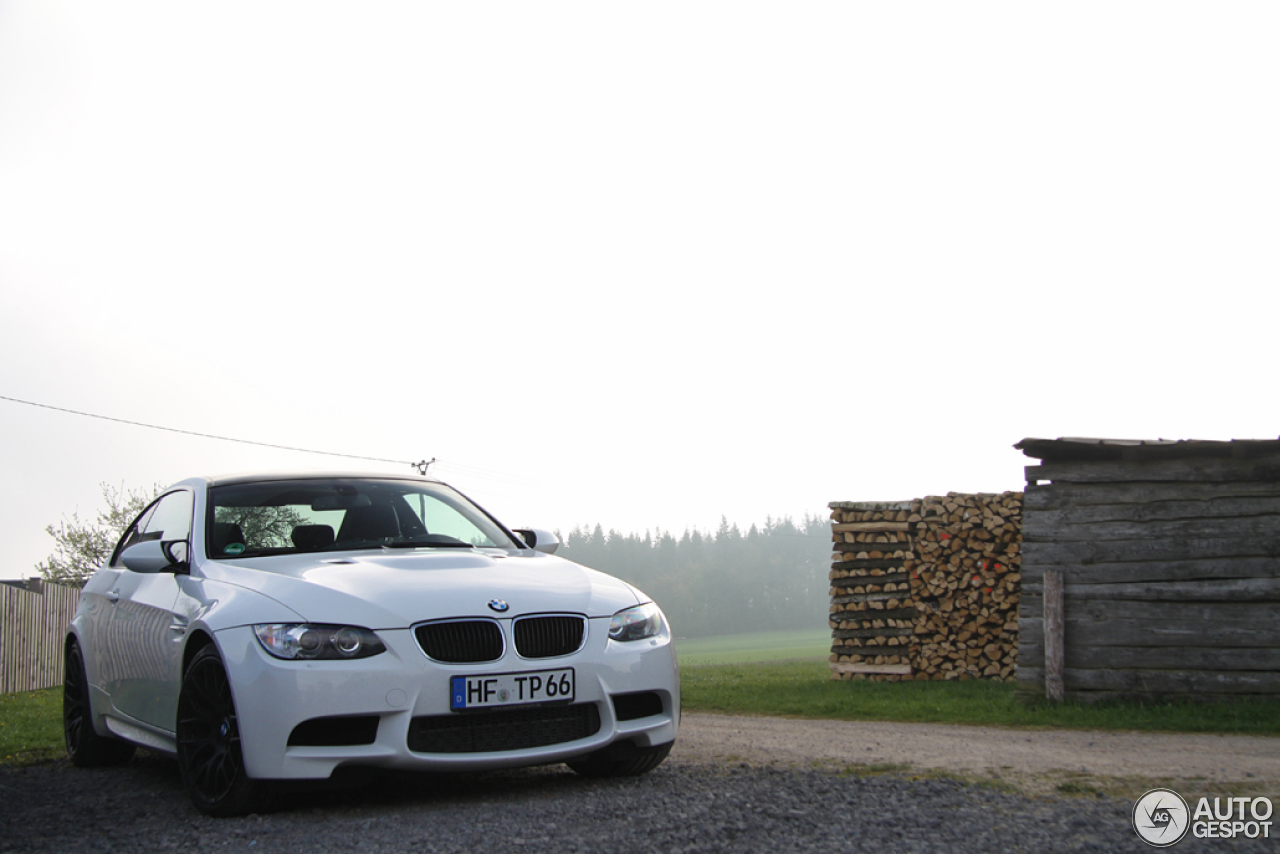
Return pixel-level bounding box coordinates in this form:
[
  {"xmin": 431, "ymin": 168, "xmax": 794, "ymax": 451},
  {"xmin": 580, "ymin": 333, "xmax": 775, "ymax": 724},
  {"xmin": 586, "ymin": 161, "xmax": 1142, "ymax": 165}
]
[{"xmin": 488, "ymin": 599, "xmax": 510, "ymax": 613}]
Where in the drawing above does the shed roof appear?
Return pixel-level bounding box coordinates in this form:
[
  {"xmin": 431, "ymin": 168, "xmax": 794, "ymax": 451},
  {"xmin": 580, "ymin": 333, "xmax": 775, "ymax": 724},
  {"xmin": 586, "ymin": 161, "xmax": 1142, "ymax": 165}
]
[{"xmin": 1015, "ymin": 436, "xmax": 1280, "ymax": 463}]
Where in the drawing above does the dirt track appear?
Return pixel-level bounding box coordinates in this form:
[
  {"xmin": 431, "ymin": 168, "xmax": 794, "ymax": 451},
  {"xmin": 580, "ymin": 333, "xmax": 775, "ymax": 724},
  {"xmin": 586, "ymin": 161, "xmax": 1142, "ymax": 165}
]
[{"xmin": 675, "ymin": 713, "xmax": 1280, "ymax": 798}]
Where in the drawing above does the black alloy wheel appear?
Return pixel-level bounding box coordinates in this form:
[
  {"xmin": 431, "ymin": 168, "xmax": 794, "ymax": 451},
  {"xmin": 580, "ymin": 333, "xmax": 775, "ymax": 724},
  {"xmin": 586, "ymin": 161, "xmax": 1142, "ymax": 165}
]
[
  {"xmin": 63, "ymin": 641, "xmax": 135, "ymax": 766},
  {"xmin": 176, "ymin": 646, "xmax": 270, "ymax": 817}
]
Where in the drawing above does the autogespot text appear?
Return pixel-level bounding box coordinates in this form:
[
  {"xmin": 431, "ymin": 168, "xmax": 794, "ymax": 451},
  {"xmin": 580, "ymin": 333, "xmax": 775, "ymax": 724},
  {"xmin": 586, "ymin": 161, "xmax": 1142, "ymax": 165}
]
[{"xmin": 1191, "ymin": 797, "xmax": 1273, "ymax": 840}]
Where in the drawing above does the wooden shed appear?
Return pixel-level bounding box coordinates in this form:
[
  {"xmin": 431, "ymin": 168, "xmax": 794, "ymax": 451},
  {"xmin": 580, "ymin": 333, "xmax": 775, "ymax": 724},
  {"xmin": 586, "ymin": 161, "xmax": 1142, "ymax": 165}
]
[{"xmin": 1015, "ymin": 437, "xmax": 1280, "ymax": 703}]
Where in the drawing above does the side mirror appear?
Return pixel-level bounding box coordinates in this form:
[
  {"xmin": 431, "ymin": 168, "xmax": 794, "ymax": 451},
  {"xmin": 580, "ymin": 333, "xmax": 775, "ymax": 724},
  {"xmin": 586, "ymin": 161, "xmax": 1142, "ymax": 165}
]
[
  {"xmin": 166, "ymin": 540, "xmax": 189, "ymax": 569},
  {"xmin": 512, "ymin": 528, "xmax": 560, "ymax": 555},
  {"xmin": 121, "ymin": 539, "xmax": 190, "ymax": 574}
]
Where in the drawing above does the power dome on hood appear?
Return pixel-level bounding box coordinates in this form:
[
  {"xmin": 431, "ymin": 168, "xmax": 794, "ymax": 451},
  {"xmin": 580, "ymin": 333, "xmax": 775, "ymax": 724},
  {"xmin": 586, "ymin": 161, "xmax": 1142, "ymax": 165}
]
[{"xmin": 204, "ymin": 547, "xmax": 644, "ymax": 628}]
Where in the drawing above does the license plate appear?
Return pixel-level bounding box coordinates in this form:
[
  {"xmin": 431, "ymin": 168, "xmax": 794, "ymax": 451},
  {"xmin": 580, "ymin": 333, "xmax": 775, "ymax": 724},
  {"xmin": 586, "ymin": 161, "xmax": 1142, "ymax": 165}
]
[{"xmin": 450, "ymin": 668, "xmax": 575, "ymax": 710}]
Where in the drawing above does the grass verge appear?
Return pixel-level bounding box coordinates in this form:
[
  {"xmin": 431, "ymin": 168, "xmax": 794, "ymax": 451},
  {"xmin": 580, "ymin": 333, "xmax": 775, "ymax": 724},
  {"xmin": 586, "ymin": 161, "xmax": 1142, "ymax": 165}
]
[
  {"xmin": 682, "ymin": 661, "xmax": 1280, "ymax": 736},
  {"xmin": 0, "ymin": 688, "xmax": 64, "ymax": 766}
]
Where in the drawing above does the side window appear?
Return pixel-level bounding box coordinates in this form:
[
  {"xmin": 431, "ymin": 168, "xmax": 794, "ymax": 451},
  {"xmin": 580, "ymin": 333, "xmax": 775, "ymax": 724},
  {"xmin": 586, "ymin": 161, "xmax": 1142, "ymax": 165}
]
[
  {"xmin": 110, "ymin": 491, "xmax": 193, "ymax": 567},
  {"xmin": 144, "ymin": 491, "xmax": 194, "ymax": 543},
  {"xmin": 112, "ymin": 503, "xmax": 157, "ymax": 567}
]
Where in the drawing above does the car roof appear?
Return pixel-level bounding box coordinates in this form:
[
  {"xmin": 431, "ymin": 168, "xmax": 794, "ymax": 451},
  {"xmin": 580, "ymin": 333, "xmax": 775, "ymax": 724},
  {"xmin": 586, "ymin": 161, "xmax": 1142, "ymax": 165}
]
[{"xmin": 201, "ymin": 471, "xmax": 445, "ymax": 488}]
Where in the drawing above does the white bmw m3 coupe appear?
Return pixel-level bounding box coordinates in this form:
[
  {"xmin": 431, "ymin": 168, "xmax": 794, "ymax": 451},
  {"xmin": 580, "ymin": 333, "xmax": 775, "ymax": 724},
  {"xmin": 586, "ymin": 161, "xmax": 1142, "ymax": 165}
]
[{"xmin": 64, "ymin": 473, "xmax": 679, "ymax": 816}]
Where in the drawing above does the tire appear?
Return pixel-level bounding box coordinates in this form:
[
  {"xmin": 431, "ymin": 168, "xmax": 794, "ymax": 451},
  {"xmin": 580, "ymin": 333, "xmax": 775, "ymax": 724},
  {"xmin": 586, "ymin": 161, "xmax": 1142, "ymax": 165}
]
[
  {"xmin": 176, "ymin": 646, "xmax": 271, "ymax": 817},
  {"xmin": 566, "ymin": 740, "xmax": 673, "ymax": 778},
  {"xmin": 63, "ymin": 642, "xmax": 136, "ymax": 767}
]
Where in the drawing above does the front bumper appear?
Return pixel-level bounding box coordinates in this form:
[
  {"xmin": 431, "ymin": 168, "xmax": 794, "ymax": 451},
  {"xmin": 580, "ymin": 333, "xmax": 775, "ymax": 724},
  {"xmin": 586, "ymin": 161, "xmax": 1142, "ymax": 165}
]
[{"xmin": 216, "ymin": 617, "xmax": 679, "ymax": 780}]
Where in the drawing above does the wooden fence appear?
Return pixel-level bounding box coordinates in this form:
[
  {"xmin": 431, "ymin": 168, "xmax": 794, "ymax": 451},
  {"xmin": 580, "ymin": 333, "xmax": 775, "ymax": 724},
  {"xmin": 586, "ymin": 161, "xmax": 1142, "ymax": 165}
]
[{"xmin": 1, "ymin": 580, "xmax": 81, "ymax": 694}]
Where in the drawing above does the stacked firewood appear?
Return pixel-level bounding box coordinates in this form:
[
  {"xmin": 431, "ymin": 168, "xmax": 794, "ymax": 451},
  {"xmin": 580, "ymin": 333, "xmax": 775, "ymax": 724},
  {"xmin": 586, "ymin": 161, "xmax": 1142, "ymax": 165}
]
[
  {"xmin": 829, "ymin": 492, "xmax": 1022, "ymax": 682},
  {"xmin": 911, "ymin": 492, "xmax": 1022, "ymax": 681}
]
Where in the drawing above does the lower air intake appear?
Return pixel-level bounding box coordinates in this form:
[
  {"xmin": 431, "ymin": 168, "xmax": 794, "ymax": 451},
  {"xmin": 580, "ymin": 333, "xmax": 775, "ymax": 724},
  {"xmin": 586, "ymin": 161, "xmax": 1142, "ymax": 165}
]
[
  {"xmin": 407, "ymin": 703, "xmax": 601, "ymax": 753},
  {"xmin": 612, "ymin": 691, "xmax": 664, "ymax": 721},
  {"xmin": 287, "ymin": 715, "xmax": 380, "ymax": 747}
]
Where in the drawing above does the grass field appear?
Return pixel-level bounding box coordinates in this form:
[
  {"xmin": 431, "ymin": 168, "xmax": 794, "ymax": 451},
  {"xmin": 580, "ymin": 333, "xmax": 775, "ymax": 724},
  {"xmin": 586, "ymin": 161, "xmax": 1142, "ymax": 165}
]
[
  {"xmin": 674, "ymin": 629, "xmax": 830, "ymax": 666},
  {"xmin": 680, "ymin": 660, "xmax": 1280, "ymax": 735}
]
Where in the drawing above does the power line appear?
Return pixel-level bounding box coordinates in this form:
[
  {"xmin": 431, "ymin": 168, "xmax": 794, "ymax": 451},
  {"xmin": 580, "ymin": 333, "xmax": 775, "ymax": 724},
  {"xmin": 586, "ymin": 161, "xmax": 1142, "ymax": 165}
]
[
  {"xmin": 1, "ymin": 393, "xmax": 416, "ymax": 468},
  {"xmin": 432, "ymin": 460, "xmax": 547, "ymax": 488}
]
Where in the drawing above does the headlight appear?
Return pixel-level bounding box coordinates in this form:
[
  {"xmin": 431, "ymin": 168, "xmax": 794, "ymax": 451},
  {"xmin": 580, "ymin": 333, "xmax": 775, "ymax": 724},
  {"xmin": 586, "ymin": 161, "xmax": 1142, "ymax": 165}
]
[
  {"xmin": 608, "ymin": 602, "xmax": 665, "ymax": 642},
  {"xmin": 253, "ymin": 624, "xmax": 387, "ymax": 660}
]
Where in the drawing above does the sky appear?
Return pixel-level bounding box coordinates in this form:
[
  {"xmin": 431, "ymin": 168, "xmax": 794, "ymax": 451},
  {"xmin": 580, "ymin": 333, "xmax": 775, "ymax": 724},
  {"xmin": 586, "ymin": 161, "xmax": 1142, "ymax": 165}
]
[{"xmin": 1, "ymin": 2, "xmax": 1277, "ymax": 581}]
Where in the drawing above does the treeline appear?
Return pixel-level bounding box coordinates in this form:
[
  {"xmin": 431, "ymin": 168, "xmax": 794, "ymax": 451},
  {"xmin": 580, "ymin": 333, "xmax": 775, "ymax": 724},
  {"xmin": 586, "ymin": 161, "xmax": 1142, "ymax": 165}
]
[{"xmin": 557, "ymin": 514, "xmax": 831, "ymax": 639}]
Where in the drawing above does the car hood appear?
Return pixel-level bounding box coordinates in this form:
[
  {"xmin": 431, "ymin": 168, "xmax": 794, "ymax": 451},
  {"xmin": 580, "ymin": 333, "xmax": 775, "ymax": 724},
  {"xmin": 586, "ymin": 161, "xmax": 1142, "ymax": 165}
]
[{"xmin": 197, "ymin": 548, "xmax": 642, "ymax": 629}]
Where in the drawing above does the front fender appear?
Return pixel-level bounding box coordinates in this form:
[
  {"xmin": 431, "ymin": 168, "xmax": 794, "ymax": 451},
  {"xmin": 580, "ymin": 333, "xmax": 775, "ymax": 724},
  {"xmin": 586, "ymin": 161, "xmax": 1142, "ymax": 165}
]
[{"xmin": 176, "ymin": 573, "xmax": 307, "ymax": 652}]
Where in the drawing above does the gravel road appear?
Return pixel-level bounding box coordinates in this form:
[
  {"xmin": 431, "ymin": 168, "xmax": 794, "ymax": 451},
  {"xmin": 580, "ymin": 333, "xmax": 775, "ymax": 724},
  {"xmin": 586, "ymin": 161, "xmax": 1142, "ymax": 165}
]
[
  {"xmin": 679, "ymin": 713, "xmax": 1280, "ymax": 798},
  {"xmin": 1, "ymin": 715, "xmax": 1274, "ymax": 853}
]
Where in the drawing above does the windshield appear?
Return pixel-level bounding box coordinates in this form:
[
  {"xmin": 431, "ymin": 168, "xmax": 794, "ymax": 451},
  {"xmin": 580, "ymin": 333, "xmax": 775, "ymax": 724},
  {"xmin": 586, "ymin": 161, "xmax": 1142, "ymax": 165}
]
[{"xmin": 206, "ymin": 478, "xmax": 518, "ymax": 558}]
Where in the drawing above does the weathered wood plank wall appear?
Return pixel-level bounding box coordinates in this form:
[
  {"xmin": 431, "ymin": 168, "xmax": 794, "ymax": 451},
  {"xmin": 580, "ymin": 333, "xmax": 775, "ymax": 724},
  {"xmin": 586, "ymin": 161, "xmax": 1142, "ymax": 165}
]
[{"xmin": 1016, "ymin": 440, "xmax": 1280, "ymax": 703}]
